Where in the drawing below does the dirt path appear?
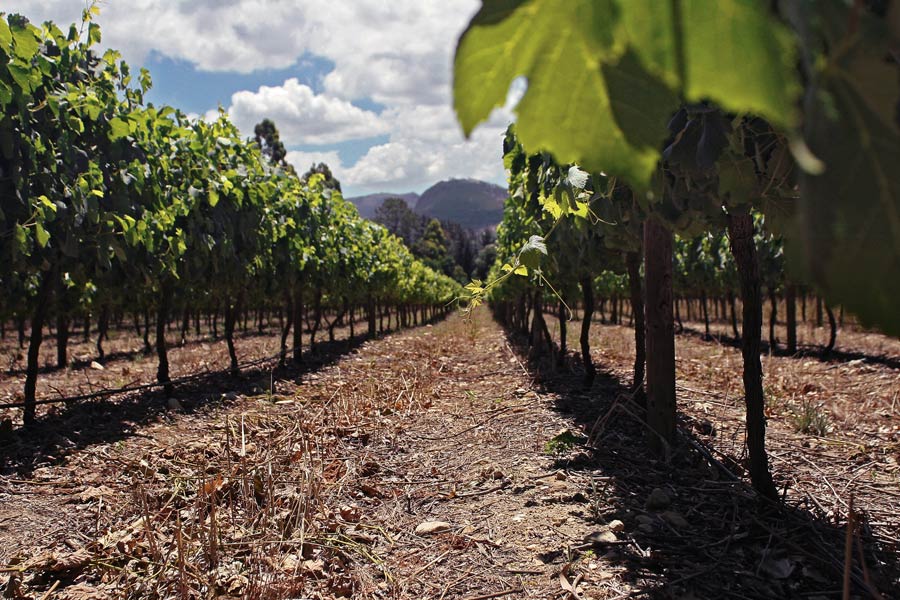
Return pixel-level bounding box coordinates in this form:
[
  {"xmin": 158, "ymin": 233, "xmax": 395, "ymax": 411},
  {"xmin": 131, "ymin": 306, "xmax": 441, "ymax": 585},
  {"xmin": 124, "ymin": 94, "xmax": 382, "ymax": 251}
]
[{"xmin": 1, "ymin": 310, "xmax": 897, "ymax": 599}]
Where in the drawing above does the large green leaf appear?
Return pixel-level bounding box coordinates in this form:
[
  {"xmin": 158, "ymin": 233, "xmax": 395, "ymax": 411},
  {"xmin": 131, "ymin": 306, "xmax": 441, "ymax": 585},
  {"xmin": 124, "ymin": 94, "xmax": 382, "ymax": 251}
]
[
  {"xmin": 799, "ymin": 8, "xmax": 900, "ymax": 335},
  {"xmin": 11, "ymin": 25, "xmax": 40, "ymax": 61},
  {"xmin": 0, "ymin": 19, "xmax": 12, "ymax": 49},
  {"xmin": 454, "ymin": 0, "xmax": 798, "ymax": 189},
  {"xmin": 679, "ymin": 0, "xmax": 798, "ymax": 128}
]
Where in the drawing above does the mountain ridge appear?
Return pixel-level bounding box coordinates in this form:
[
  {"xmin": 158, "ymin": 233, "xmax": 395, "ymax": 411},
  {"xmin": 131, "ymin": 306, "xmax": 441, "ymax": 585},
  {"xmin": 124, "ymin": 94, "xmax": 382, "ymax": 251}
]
[{"xmin": 348, "ymin": 178, "xmax": 505, "ymax": 230}]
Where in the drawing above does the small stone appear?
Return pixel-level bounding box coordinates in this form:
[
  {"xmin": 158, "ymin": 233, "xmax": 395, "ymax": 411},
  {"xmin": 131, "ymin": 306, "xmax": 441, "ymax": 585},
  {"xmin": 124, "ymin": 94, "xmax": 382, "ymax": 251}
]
[
  {"xmin": 607, "ymin": 519, "xmax": 625, "ymax": 532},
  {"xmin": 646, "ymin": 488, "xmax": 671, "ymax": 510},
  {"xmin": 586, "ymin": 530, "xmax": 618, "ymax": 544},
  {"xmin": 90, "ymin": 361, "xmax": 105, "ymax": 371},
  {"xmin": 167, "ymin": 398, "xmax": 183, "ymax": 411},
  {"xmin": 661, "ymin": 511, "xmax": 689, "ymax": 529},
  {"xmin": 415, "ymin": 521, "xmax": 452, "ymax": 536}
]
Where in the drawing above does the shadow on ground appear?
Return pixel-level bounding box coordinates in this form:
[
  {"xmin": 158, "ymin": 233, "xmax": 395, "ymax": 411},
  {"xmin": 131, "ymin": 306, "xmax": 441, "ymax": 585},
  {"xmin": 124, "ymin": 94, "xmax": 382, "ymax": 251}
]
[
  {"xmin": 503, "ymin": 323, "xmax": 898, "ymax": 599},
  {"xmin": 676, "ymin": 324, "xmax": 900, "ymax": 371},
  {"xmin": 0, "ymin": 315, "xmax": 446, "ymax": 479}
]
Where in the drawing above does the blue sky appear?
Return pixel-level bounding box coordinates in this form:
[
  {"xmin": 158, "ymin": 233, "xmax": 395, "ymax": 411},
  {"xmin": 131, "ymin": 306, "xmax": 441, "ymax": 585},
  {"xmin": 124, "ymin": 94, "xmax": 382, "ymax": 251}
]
[{"xmin": 3, "ymin": 1, "xmax": 518, "ymax": 197}]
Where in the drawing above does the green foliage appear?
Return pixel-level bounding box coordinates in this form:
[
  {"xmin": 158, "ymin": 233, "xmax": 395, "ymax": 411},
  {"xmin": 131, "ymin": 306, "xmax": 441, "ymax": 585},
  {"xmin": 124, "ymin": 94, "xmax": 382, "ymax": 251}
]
[
  {"xmin": 454, "ymin": 0, "xmax": 797, "ymax": 189},
  {"xmin": 795, "ymin": 3, "xmax": 900, "ymax": 335},
  {"xmin": 455, "ymin": 0, "xmax": 900, "ymax": 336},
  {"xmin": 790, "ymin": 400, "xmax": 831, "ymax": 437},
  {"xmin": 543, "ymin": 429, "xmax": 587, "ymax": 455},
  {"xmin": 0, "ymin": 11, "xmax": 462, "ymax": 333},
  {"xmin": 253, "ymin": 118, "xmax": 287, "ymax": 165},
  {"xmin": 414, "ymin": 219, "xmax": 454, "ymax": 276}
]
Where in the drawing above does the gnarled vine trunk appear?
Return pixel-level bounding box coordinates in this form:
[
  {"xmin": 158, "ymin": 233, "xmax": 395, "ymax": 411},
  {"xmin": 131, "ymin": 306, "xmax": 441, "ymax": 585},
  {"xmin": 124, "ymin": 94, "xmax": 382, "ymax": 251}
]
[
  {"xmin": 156, "ymin": 282, "xmax": 174, "ymax": 397},
  {"xmin": 292, "ymin": 282, "xmax": 304, "ymax": 364},
  {"xmin": 367, "ymin": 294, "xmax": 376, "ymax": 338},
  {"xmin": 279, "ymin": 292, "xmax": 293, "ymax": 367},
  {"xmin": 727, "ymin": 211, "xmax": 778, "ymax": 500},
  {"xmin": 224, "ymin": 301, "xmax": 239, "ymax": 376},
  {"xmin": 96, "ymin": 305, "xmax": 109, "ymax": 361},
  {"xmin": 728, "ymin": 290, "xmax": 740, "ymax": 340},
  {"xmin": 23, "ymin": 269, "xmax": 55, "ymax": 427},
  {"xmin": 580, "ymin": 277, "xmax": 596, "ymax": 387},
  {"xmin": 785, "ymin": 284, "xmax": 797, "ymax": 355},
  {"xmin": 825, "ymin": 305, "xmax": 837, "ymax": 354},
  {"xmin": 56, "ymin": 313, "xmax": 69, "ymax": 370},
  {"xmin": 643, "ymin": 218, "xmax": 676, "ymax": 454},
  {"xmin": 557, "ymin": 300, "xmax": 567, "ymax": 368}
]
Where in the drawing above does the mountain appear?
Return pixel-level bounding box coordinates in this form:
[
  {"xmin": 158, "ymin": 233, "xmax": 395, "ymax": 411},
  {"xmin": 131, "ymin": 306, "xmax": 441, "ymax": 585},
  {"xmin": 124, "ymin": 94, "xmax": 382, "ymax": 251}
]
[
  {"xmin": 414, "ymin": 179, "xmax": 506, "ymax": 229},
  {"xmin": 347, "ymin": 179, "xmax": 507, "ymax": 229},
  {"xmin": 348, "ymin": 192, "xmax": 419, "ymax": 219}
]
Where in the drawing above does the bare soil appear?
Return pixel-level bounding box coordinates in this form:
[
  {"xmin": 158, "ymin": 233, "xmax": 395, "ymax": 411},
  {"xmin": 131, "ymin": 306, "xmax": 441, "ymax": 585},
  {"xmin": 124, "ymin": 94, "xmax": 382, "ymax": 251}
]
[{"xmin": 0, "ymin": 309, "xmax": 897, "ymax": 599}]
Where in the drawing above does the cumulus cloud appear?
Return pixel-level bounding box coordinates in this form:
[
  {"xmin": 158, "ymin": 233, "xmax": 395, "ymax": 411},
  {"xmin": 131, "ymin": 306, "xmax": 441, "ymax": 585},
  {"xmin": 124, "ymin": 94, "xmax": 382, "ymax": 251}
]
[
  {"xmin": 5, "ymin": 0, "xmax": 312, "ymax": 73},
  {"xmin": 3, "ymin": 1, "xmax": 477, "ymax": 98},
  {"xmin": 341, "ymin": 98, "xmax": 518, "ymax": 195},
  {"xmin": 4, "ymin": 0, "xmax": 516, "ymax": 196},
  {"xmin": 286, "ymin": 150, "xmax": 344, "ymax": 177},
  {"xmin": 227, "ymin": 79, "xmax": 387, "ymax": 146}
]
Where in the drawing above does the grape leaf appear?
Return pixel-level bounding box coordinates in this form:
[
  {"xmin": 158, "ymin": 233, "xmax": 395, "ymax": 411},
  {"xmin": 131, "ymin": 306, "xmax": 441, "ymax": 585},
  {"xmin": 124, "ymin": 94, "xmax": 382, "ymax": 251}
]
[
  {"xmin": 454, "ymin": 0, "xmax": 798, "ymax": 190},
  {"xmin": 0, "ymin": 19, "xmax": 12, "ymax": 49},
  {"xmin": 798, "ymin": 9, "xmax": 900, "ymax": 335},
  {"xmin": 34, "ymin": 222, "xmax": 50, "ymax": 248}
]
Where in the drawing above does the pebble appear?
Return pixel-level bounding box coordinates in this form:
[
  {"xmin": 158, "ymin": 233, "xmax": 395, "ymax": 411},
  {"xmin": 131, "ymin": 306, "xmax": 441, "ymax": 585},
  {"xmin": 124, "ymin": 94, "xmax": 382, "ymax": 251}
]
[
  {"xmin": 414, "ymin": 521, "xmax": 452, "ymax": 536},
  {"xmin": 592, "ymin": 530, "xmax": 618, "ymax": 544}
]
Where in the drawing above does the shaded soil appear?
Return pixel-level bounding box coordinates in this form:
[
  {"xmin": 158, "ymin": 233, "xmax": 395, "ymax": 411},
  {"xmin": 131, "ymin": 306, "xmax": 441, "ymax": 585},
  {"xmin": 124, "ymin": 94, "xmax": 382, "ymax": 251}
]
[{"xmin": 0, "ymin": 309, "xmax": 897, "ymax": 599}]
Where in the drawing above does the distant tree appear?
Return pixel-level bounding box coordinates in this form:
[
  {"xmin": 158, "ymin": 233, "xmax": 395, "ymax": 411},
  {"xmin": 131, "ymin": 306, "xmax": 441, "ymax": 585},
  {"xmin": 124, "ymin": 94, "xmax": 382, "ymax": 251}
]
[
  {"xmin": 473, "ymin": 242, "xmax": 497, "ymax": 281},
  {"xmin": 374, "ymin": 200, "xmax": 485, "ymax": 278},
  {"xmin": 253, "ymin": 119, "xmax": 287, "ymax": 165},
  {"xmin": 374, "ymin": 198, "xmax": 422, "ymax": 246},
  {"xmin": 414, "ymin": 219, "xmax": 453, "ymax": 276},
  {"xmin": 302, "ymin": 162, "xmax": 342, "ymax": 193},
  {"xmin": 442, "ymin": 221, "xmax": 476, "ymax": 276},
  {"xmin": 452, "ymin": 265, "xmax": 468, "ymax": 284}
]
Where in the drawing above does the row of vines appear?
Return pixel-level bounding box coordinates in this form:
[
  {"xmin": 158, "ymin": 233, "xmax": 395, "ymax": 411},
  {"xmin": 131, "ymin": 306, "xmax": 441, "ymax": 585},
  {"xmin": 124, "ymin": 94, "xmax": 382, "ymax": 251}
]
[
  {"xmin": 455, "ymin": 0, "xmax": 899, "ymax": 500},
  {"xmin": 0, "ymin": 10, "xmax": 461, "ymax": 427}
]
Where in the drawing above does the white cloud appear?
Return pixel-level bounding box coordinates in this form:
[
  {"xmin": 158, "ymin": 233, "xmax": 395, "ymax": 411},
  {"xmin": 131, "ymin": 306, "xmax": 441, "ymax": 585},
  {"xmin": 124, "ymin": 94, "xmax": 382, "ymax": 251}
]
[
  {"xmin": 227, "ymin": 79, "xmax": 387, "ymax": 145},
  {"xmin": 340, "ymin": 102, "xmax": 515, "ymax": 195},
  {"xmin": 4, "ymin": 0, "xmax": 516, "ymax": 196},
  {"xmin": 285, "ymin": 150, "xmax": 344, "ymax": 176},
  {"xmin": 3, "ymin": 1, "xmax": 478, "ymax": 95}
]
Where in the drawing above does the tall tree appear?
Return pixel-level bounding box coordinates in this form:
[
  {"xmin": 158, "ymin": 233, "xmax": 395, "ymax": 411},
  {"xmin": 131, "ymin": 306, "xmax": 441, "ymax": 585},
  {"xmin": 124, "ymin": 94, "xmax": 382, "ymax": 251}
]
[
  {"xmin": 302, "ymin": 162, "xmax": 342, "ymax": 193},
  {"xmin": 374, "ymin": 198, "xmax": 422, "ymax": 246},
  {"xmin": 414, "ymin": 219, "xmax": 453, "ymax": 276},
  {"xmin": 253, "ymin": 119, "xmax": 287, "ymax": 165}
]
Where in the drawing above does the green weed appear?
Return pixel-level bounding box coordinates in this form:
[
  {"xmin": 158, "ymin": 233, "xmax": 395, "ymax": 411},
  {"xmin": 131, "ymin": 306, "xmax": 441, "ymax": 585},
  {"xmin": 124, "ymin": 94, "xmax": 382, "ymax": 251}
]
[
  {"xmin": 791, "ymin": 400, "xmax": 831, "ymax": 436},
  {"xmin": 544, "ymin": 429, "xmax": 586, "ymax": 454}
]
